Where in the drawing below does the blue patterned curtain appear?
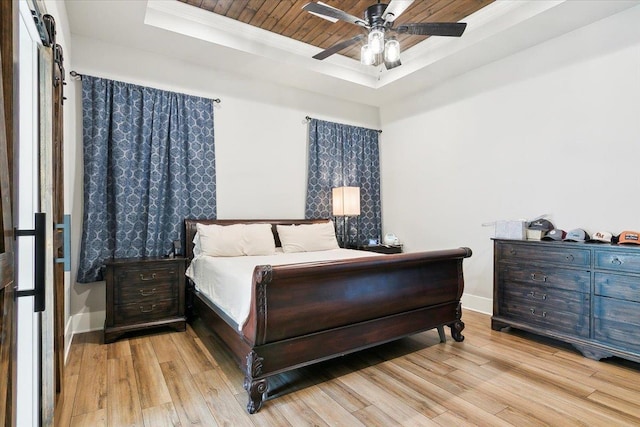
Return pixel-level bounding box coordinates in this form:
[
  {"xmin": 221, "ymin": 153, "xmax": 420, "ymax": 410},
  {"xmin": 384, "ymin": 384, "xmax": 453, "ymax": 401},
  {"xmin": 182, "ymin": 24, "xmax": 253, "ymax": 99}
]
[
  {"xmin": 305, "ymin": 118, "xmax": 381, "ymax": 246},
  {"xmin": 77, "ymin": 76, "xmax": 216, "ymax": 283}
]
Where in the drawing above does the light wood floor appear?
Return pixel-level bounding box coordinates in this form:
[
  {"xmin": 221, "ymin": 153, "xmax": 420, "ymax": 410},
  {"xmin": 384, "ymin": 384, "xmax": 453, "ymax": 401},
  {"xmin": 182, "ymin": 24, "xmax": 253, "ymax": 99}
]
[{"xmin": 55, "ymin": 310, "xmax": 640, "ymax": 426}]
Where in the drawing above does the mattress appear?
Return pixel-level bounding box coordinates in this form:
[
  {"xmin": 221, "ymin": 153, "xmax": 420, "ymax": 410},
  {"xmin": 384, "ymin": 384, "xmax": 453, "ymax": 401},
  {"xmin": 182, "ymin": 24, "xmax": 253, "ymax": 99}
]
[{"xmin": 186, "ymin": 248, "xmax": 381, "ymax": 330}]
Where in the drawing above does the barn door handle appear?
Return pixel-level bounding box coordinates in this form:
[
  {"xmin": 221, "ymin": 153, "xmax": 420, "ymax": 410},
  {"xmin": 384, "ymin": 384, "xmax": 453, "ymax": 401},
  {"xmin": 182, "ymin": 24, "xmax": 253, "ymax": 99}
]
[
  {"xmin": 55, "ymin": 214, "xmax": 71, "ymax": 272},
  {"xmin": 14, "ymin": 212, "xmax": 46, "ymax": 312}
]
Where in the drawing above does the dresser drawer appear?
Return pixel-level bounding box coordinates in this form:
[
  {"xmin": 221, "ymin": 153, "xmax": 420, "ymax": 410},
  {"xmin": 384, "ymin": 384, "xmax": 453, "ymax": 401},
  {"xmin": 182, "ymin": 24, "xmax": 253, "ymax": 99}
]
[
  {"xmin": 502, "ymin": 283, "xmax": 590, "ymax": 315},
  {"xmin": 594, "ymin": 318, "xmax": 640, "ymax": 354},
  {"xmin": 114, "ymin": 298, "xmax": 179, "ymax": 324},
  {"xmin": 116, "ymin": 281, "xmax": 176, "ymax": 305},
  {"xmin": 500, "ymin": 296, "xmax": 589, "ymax": 337},
  {"xmin": 595, "ymin": 249, "xmax": 640, "ymax": 274},
  {"xmin": 594, "ymin": 272, "xmax": 640, "ymax": 303},
  {"xmin": 499, "ymin": 265, "xmax": 590, "ymax": 293},
  {"xmin": 594, "ymin": 296, "xmax": 640, "ymax": 326},
  {"xmin": 497, "ymin": 242, "xmax": 590, "ymax": 267}
]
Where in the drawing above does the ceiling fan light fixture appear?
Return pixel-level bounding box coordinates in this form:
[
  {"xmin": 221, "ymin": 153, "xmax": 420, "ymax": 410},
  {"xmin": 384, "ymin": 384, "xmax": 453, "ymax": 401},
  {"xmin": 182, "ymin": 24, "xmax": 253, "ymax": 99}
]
[
  {"xmin": 384, "ymin": 38, "xmax": 400, "ymax": 62},
  {"xmin": 368, "ymin": 28, "xmax": 385, "ymax": 54},
  {"xmin": 360, "ymin": 44, "xmax": 375, "ymax": 65}
]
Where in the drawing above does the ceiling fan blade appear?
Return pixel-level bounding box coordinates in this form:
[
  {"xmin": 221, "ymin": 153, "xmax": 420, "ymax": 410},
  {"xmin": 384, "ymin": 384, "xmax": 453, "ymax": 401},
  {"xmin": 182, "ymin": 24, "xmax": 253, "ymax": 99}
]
[
  {"xmin": 382, "ymin": 0, "xmax": 414, "ymax": 23},
  {"xmin": 302, "ymin": 2, "xmax": 366, "ymax": 26},
  {"xmin": 312, "ymin": 35, "xmax": 365, "ymax": 60},
  {"xmin": 395, "ymin": 22, "xmax": 467, "ymax": 37}
]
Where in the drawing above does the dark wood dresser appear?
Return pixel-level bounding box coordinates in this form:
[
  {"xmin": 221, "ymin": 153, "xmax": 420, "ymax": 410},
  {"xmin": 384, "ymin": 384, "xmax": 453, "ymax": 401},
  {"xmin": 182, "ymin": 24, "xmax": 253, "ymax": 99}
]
[
  {"xmin": 492, "ymin": 239, "xmax": 640, "ymax": 363},
  {"xmin": 104, "ymin": 257, "xmax": 186, "ymax": 343}
]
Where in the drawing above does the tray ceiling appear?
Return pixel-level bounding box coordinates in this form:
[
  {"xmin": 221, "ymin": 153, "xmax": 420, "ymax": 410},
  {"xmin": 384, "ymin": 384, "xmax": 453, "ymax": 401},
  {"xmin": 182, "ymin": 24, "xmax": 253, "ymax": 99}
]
[
  {"xmin": 66, "ymin": 0, "xmax": 640, "ymax": 107},
  {"xmin": 177, "ymin": 0, "xmax": 495, "ymax": 62}
]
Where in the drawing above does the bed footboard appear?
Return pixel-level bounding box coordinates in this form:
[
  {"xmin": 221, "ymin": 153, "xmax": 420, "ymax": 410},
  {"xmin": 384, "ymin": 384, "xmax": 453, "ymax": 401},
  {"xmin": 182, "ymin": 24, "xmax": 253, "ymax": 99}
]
[{"xmin": 241, "ymin": 247, "xmax": 471, "ymax": 413}]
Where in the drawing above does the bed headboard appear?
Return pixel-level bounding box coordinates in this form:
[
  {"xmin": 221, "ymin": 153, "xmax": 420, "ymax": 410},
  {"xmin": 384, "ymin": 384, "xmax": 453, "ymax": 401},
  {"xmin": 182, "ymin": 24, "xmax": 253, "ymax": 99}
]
[{"xmin": 183, "ymin": 218, "xmax": 329, "ymax": 262}]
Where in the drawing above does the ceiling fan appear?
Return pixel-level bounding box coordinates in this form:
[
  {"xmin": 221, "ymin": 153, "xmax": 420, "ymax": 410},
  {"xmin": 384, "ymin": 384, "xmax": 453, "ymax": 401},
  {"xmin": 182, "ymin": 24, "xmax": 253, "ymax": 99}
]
[{"xmin": 302, "ymin": 0, "xmax": 467, "ymax": 70}]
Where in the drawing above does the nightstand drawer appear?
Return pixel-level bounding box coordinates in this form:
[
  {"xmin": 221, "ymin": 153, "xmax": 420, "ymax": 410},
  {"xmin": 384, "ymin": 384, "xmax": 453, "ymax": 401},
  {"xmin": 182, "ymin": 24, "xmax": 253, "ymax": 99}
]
[
  {"xmin": 116, "ymin": 281, "xmax": 176, "ymax": 305},
  {"xmin": 114, "ymin": 299, "xmax": 178, "ymax": 324},
  {"xmin": 115, "ymin": 265, "xmax": 179, "ymax": 284}
]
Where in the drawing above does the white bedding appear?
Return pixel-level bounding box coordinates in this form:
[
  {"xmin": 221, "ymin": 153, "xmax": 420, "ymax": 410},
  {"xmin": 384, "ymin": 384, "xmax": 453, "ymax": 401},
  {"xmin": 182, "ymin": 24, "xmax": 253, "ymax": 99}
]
[{"xmin": 186, "ymin": 248, "xmax": 382, "ymax": 330}]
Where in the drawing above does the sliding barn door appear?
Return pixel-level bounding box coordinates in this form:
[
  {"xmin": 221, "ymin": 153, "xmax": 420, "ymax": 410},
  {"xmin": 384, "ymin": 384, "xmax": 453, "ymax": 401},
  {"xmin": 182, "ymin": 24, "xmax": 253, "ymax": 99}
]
[
  {"xmin": 0, "ymin": 0, "xmax": 17, "ymax": 424},
  {"xmin": 52, "ymin": 32, "xmax": 65, "ymax": 405}
]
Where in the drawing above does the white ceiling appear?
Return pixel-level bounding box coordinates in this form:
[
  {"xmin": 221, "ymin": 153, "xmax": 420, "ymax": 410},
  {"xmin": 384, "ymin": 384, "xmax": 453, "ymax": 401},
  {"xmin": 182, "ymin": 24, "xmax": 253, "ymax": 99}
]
[{"xmin": 65, "ymin": 0, "xmax": 639, "ymax": 107}]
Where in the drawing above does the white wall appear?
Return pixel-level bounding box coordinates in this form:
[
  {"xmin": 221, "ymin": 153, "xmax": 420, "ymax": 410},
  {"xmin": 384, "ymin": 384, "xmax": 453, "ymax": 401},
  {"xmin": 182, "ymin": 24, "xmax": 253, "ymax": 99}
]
[
  {"xmin": 379, "ymin": 5, "xmax": 640, "ymax": 313},
  {"xmin": 67, "ymin": 35, "xmax": 380, "ymax": 332}
]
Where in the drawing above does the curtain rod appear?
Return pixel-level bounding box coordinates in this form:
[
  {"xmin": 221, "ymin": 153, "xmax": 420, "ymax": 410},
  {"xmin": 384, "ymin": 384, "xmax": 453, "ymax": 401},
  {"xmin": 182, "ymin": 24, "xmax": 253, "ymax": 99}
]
[
  {"xmin": 69, "ymin": 70, "xmax": 221, "ymax": 103},
  {"xmin": 305, "ymin": 115, "xmax": 382, "ymax": 133}
]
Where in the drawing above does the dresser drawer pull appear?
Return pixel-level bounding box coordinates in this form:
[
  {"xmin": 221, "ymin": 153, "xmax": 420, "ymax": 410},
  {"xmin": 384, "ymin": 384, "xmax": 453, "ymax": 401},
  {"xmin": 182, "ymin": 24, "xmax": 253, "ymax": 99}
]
[
  {"xmin": 565, "ymin": 254, "xmax": 574, "ymax": 262},
  {"xmin": 139, "ymin": 273, "xmax": 157, "ymax": 281},
  {"xmin": 529, "ymin": 291, "xmax": 547, "ymax": 300},
  {"xmin": 530, "ymin": 273, "xmax": 547, "ymax": 282},
  {"xmin": 610, "ymin": 257, "xmax": 622, "ymax": 266},
  {"xmin": 138, "ymin": 288, "xmax": 156, "ymax": 297},
  {"xmin": 139, "ymin": 304, "xmax": 157, "ymax": 313},
  {"xmin": 530, "ymin": 308, "xmax": 547, "ymax": 318},
  {"xmin": 509, "ymin": 248, "xmax": 517, "ymax": 255}
]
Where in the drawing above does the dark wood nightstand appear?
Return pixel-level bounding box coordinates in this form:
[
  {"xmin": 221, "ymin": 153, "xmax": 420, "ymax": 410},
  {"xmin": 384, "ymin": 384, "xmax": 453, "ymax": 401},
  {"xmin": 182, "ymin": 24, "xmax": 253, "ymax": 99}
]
[
  {"xmin": 357, "ymin": 244, "xmax": 403, "ymax": 254},
  {"xmin": 104, "ymin": 257, "xmax": 186, "ymax": 343}
]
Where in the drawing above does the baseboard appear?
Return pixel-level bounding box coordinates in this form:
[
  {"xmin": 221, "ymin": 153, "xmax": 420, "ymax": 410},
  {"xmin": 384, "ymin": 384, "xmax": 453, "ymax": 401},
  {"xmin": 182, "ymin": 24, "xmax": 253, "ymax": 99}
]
[
  {"xmin": 64, "ymin": 310, "xmax": 106, "ymax": 366},
  {"xmin": 71, "ymin": 310, "xmax": 106, "ymax": 335},
  {"xmin": 461, "ymin": 293, "xmax": 492, "ymax": 315}
]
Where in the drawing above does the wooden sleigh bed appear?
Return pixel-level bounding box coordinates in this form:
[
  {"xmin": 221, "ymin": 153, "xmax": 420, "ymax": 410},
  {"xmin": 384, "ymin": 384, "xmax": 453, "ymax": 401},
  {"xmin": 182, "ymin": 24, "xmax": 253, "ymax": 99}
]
[{"xmin": 184, "ymin": 218, "xmax": 472, "ymax": 413}]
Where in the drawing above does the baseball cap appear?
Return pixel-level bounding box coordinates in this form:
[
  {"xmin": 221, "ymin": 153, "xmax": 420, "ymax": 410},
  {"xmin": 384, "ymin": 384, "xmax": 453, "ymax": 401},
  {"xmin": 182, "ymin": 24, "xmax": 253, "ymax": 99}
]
[
  {"xmin": 528, "ymin": 219, "xmax": 554, "ymax": 231},
  {"xmin": 563, "ymin": 229, "xmax": 590, "ymax": 242},
  {"xmin": 542, "ymin": 229, "xmax": 566, "ymax": 241},
  {"xmin": 587, "ymin": 231, "xmax": 613, "ymax": 243},
  {"xmin": 617, "ymin": 231, "xmax": 640, "ymax": 245}
]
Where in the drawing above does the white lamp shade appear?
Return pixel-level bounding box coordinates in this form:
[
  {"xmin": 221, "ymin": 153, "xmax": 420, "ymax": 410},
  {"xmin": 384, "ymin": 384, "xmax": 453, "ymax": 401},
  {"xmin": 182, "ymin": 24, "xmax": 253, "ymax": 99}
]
[
  {"xmin": 384, "ymin": 38, "xmax": 400, "ymax": 62},
  {"xmin": 368, "ymin": 28, "xmax": 385, "ymax": 54},
  {"xmin": 360, "ymin": 44, "xmax": 374, "ymax": 65},
  {"xmin": 332, "ymin": 187, "xmax": 361, "ymax": 216}
]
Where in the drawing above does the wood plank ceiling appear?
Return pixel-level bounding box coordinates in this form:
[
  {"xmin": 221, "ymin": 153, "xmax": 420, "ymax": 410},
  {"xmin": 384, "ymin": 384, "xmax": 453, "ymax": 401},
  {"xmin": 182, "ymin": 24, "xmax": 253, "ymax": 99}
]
[{"xmin": 178, "ymin": 0, "xmax": 495, "ymax": 61}]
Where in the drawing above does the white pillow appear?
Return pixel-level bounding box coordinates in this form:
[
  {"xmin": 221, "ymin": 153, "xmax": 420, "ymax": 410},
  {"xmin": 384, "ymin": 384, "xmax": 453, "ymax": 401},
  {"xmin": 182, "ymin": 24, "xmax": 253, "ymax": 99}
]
[
  {"xmin": 276, "ymin": 221, "xmax": 340, "ymax": 253},
  {"xmin": 195, "ymin": 223, "xmax": 276, "ymax": 257},
  {"xmin": 196, "ymin": 223, "xmax": 244, "ymax": 256},
  {"xmin": 241, "ymin": 224, "xmax": 276, "ymax": 256}
]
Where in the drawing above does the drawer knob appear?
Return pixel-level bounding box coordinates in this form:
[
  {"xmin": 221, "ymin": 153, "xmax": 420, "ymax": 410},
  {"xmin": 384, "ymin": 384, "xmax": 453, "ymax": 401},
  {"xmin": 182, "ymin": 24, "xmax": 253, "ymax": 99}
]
[
  {"xmin": 530, "ymin": 272, "xmax": 547, "ymax": 282},
  {"xmin": 530, "ymin": 308, "xmax": 547, "ymax": 318},
  {"xmin": 565, "ymin": 254, "xmax": 574, "ymax": 262},
  {"xmin": 139, "ymin": 304, "xmax": 157, "ymax": 313},
  {"xmin": 139, "ymin": 288, "xmax": 156, "ymax": 297},
  {"xmin": 611, "ymin": 257, "xmax": 622, "ymax": 266},
  {"xmin": 529, "ymin": 291, "xmax": 547, "ymax": 300},
  {"xmin": 509, "ymin": 249, "xmax": 517, "ymax": 255},
  {"xmin": 139, "ymin": 273, "xmax": 157, "ymax": 281}
]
